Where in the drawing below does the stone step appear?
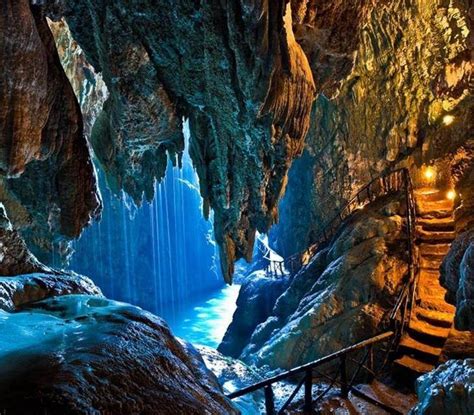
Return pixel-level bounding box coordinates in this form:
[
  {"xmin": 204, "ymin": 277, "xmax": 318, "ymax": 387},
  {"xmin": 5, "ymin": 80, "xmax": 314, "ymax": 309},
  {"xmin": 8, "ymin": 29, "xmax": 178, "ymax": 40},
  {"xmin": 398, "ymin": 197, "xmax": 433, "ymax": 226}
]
[
  {"xmin": 394, "ymin": 355, "xmax": 434, "ymax": 376},
  {"xmin": 399, "ymin": 335, "xmax": 443, "ymax": 358},
  {"xmin": 418, "ymin": 284, "xmax": 447, "ymax": 300},
  {"xmin": 409, "ymin": 318, "xmax": 451, "ymax": 340},
  {"xmin": 419, "ymin": 243, "xmax": 451, "ymax": 257},
  {"xmin": 417, "ymin": 217, "xmax": 455, "ymax": 232},
  {"xmin": 419, "ymin": 257, "xmax": 442, "ymax": 270},
  {"xmin": 416, "ymin": 308, "xmax": 454, "ymax": 328},
  {"xmin": 414, "ymin": 188, "xmax": 446, "ymax": 203},
  {"xmin": 416, "ymin": 199, "xmax": 453, "ymax": 216},
  {"xmin": 416, "ymin": 227, "xmax": 456, "ymax": 243},
  {"xmin": 418, "ymin": 296, "xmax": 456, "ymax": 313}
]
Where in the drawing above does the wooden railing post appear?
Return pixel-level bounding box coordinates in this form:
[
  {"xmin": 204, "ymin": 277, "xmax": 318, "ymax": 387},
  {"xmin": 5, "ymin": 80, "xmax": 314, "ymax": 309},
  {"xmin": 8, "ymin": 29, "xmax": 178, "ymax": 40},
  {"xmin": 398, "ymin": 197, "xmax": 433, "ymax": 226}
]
[
  {"xmin": 367, "ymin": 345, "xmax": 374, "ymax": 382},
  {"xmin": 340, "ymin": 355, "xmax": 348, "ymax": 398},
  {"xmin": 304, "ymin": 369, "xmax": 312, "ymax": 413},
  {"xmin": 264, "ymin": 385, "xmax": 275, "ymax": 415}
]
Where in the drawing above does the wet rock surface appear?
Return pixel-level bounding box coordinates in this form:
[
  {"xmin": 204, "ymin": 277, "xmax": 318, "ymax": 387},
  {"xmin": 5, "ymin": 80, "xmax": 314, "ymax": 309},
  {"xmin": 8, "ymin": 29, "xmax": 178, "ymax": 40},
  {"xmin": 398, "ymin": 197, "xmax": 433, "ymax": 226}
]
[
  {"xmin": 0, "ymin": 273, "xmax": 101, "ymax": 312},
  {"xmin": 441, "ymin": 229, "xmax": 474, "ymax": 330},
  {"xmin": 0, "ymin": 295, "xmax": 237, "ymax": 415},
  {"xmin": 410, "ymin": 359, "xmax": 474, "ymax": 415},
  {"xmin": 226, "ymin": 196, "xmax": 408, "ymax": 369},
  {"xmin": 218, "ymin": 270, "xmax": 290, "ymax": 358}
]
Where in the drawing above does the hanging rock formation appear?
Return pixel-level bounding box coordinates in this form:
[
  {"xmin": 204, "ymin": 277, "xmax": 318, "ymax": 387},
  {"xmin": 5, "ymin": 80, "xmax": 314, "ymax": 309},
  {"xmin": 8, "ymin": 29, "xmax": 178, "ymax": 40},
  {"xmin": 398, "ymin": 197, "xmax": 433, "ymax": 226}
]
[
  {"xmin": 43, "ymin": 0, "xmax": 316, "ymax": 282},
  {"xmin": 0, "ymin": 0, "xmax": 101, "ymax": 264}
]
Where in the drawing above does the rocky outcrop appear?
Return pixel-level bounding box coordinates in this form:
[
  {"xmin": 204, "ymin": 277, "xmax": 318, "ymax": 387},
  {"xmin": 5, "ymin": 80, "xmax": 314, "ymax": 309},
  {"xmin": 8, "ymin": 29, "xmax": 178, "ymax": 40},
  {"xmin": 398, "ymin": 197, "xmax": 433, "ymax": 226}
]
[
  {"xmin": 410, "ymin": 359, "xmax": 474, "ymax": 415},
  {"xmin": 0, "ymin": 295, "xmax": 237, "ymax": 415},
  {"xmin": 0, "ymin": 273, "xmax": 101, "ymax": 312},
  {"xmin": 225, "ymin": 196, "xmax": 408, "ymax": 369},
  {"xmin": 441, "ymin": 229, "xmax": 474, "ymax": 330},
  {"xmin": 0, "ymin": 1, "xmax": 101, "ymax": 264},
  {"xmin": 218, "ymin": 270, "xmax": 290, "ymax": 358}
]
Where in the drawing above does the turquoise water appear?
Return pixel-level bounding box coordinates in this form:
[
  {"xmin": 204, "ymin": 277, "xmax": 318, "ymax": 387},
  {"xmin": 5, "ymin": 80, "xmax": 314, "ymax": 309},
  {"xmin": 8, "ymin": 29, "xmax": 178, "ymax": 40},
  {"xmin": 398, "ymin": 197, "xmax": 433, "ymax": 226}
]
[{"xmin": 168, "ymin": 284, "xmax": 241, "ymax": 348}]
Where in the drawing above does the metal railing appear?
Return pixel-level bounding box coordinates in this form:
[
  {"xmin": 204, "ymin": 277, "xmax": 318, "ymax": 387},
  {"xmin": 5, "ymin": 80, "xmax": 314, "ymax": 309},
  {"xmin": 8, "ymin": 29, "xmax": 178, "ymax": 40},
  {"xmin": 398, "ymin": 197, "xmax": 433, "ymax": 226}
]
[
  {"xmin": 268, "ymin": 168, "xmax": 417, "ymax": 279},
  {"xmin": 227, "ymin": 331, "xmax": 399, "ymax": 414}
]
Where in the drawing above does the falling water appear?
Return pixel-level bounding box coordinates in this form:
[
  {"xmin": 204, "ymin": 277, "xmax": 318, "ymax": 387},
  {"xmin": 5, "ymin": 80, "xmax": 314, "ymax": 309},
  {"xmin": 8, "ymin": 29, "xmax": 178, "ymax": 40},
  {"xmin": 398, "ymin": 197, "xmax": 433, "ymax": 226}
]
[{"xmin": 70, "ymin": 131, "xmax": 224, "ymax": 323}]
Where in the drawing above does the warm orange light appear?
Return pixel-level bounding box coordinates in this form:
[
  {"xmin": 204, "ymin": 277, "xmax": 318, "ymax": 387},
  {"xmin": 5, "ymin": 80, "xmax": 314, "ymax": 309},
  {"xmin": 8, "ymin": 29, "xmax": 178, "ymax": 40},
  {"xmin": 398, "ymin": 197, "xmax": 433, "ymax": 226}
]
[
  {"xmin": 423, "ymin": 166, "xmax": 436, "ymax": 181},
  {"xmin": 447, "ymin": 189, "xmax": 456, "ymax": 201},
  {"xmin": 443, "ymin": 114, "xmax": 455, "ymax": 126}
]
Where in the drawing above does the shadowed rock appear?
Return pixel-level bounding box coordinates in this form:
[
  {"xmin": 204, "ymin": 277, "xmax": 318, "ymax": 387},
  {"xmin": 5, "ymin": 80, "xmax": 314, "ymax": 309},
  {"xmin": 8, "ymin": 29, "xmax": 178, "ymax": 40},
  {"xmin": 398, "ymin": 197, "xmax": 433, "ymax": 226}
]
[{"xmin": 0, "ymin": 295, "xmax": 238, "ymax": 415}]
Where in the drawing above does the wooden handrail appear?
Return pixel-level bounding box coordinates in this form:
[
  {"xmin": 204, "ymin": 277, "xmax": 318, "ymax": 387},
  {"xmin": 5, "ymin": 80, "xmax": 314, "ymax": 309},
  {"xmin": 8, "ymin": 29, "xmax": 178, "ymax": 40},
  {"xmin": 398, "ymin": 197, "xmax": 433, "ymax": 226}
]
[{"xmin": 227, "ymin": 331, "xmax": 394, "ymax": 399}]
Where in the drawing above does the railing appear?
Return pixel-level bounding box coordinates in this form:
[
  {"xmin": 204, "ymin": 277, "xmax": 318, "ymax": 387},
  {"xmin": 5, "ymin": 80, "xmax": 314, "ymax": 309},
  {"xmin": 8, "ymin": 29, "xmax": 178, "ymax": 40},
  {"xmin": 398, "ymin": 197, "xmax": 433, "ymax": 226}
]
[
  {"xmin": 268, "ymin": 168, "xmax": 415, "ymax": 277},
  {"xmin": 227, "ymin": 331, "xmax": 399, "ymax": 414}
]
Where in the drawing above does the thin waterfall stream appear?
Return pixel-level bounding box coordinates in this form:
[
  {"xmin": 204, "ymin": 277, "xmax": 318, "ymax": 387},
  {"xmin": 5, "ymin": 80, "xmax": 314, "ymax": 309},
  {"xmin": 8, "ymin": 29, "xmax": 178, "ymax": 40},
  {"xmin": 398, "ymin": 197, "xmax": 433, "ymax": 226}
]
[{"xmin": 69, "ymin": 128, "xmax": 240, "ymax": 347}]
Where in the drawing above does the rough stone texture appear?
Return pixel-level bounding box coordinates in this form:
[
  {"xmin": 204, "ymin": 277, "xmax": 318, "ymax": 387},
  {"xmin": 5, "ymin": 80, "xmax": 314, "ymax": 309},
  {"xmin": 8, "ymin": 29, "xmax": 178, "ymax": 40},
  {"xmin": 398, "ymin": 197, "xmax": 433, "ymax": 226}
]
[
  {"xmin": 0, "ymin": 273, "xmax": 102, "ymax": 312},
  {"xmin": 43, "ymin": 0, "xmax": 316, "ymax": 282},
  {"xmin": 218, "ymin": 270, "xmax": 290, "ymax": 358},
  {"xmin": 197, "ymin": 345, "xmax": 265, "ymax": 414},
  {"xmin": 441, "ymin": 229, "xmax": 474, "ymax": 330},
  {"xmin": 47, "ymin": 19, "xmax": 108, "ymax": 140},
  {"xmin": 0, "ymin": 203, "xmax": 51, "ymax": 276},
  {"xmin": 228, "ymin": 196, "xmax": 408, "ymax": 369},
  {"xmin": 0, "ymin": 295, "xmax": 237, "ymax": 415},
  {"xmin": 0, "ymin": 1, "xmax": 101, "ymax": 264},
  {"xmin": 271, "ymin": 0, "xmax": 473, "ymax": 257},
  {"xmin": 410, "ymin": 359, "xmax": 474, "ymax": 415},
  {"xmin": 440, "ymin": 329, "xmax": 474, "ymax": 361}
]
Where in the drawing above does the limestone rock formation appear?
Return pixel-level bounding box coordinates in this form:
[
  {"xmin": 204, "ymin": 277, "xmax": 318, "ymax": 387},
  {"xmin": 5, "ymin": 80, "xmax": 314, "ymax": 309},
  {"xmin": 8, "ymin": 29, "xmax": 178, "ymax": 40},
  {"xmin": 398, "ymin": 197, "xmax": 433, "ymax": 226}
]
[
  {"xmin": 218, "ymin": 270, "xmax": 290, "ymax": 358},
  {"xmin": 226, "ymin": 196, "xmax": 408, "ymax": 369},
  {"xmin": 271, "ymin": 0, "xmax": 473, "ymax": 257},
  {"xmin": 441, "ymin": 229, "xmax": 474, "ymax": 330},
  {"xmin": 0, "ymin": 273, "xmax": 101, "ymax": 312},
  {"xmin": 410, "ymin": 359, "xmax": 474, "ymax": 415},
  {"xmin": 44, "ymin": 0, "xmax": 316, "ymax": 282},
  {"xmin": 0, "ymin": 295, "xmax": 237, "ymax": 415},
  {"xmin": 0, "ymin": 0, "xmax": 101, "ymax": 264}
]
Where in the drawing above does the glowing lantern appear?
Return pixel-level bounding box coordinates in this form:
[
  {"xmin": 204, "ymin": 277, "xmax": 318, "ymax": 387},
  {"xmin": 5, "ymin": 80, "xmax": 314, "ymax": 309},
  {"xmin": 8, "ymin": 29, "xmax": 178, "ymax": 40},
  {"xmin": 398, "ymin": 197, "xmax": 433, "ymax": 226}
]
[
  {"xmin": 446, "ymin": 189, "xmax": 456, "ymax": 201},
  {"xmin": 423, "ymin": 166, "xmax": 436, "ymax": 181},
  {"xmin": 443, "ymin": 114, "xmax": 455, "ymax": 126}
]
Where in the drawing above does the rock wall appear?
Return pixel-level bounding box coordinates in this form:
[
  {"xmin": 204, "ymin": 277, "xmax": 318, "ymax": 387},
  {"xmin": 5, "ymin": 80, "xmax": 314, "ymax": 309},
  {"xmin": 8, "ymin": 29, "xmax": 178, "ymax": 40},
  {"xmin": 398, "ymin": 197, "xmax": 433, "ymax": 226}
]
[
  {"xmin": 271, "ymin": 0, "xmax": 473, "ymax": 256},
  {"xmin": 225, "ymin": 195, "xmax": 408, "ymax": 369},
  {"xmin": 0, "ymin": 1, "xmax": 101, "ymax": 264}
]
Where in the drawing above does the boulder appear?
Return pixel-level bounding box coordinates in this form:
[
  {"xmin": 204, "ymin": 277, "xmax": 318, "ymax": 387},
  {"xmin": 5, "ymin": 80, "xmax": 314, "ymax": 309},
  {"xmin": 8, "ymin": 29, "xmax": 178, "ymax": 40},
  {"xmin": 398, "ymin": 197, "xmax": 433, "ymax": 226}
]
[
  {"xmin": 0, "ymin": 272, "xmax": 102, "ymax": 311},
  {"xmin": 0, "ymin": 295, "xmax": 238, "ymax": 415},
  {"xmin": 218, "ymin": 270, "xmax": 290, "ymax": 358},
  {"xmin": 410, "ymin": 359, "xmax": 474, "ymax": 415}
]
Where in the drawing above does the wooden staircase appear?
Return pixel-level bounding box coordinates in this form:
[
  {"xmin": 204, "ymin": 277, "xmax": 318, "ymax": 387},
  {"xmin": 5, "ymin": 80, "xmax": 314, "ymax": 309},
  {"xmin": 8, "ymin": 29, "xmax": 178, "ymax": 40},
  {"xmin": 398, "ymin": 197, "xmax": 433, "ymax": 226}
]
[{"xmin": 395, "ymin": 188, "xmax": 456, "ymax": 376}]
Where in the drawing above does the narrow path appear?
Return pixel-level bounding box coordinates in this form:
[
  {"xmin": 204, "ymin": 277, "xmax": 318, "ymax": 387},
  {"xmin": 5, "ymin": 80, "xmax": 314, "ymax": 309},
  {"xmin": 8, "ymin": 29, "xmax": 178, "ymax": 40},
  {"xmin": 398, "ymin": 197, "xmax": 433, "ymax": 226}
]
[{"xmin": 395, "ymin": 188, "xmax": 456, "ymax": 376}]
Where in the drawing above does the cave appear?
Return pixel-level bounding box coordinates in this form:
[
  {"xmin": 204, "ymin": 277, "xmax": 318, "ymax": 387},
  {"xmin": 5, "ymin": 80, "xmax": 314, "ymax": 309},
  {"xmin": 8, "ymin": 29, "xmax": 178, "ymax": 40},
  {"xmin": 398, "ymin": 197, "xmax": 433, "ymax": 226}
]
[{"xmin": 0, "ymin": 1, "xmax": 473, "ymax": 414}]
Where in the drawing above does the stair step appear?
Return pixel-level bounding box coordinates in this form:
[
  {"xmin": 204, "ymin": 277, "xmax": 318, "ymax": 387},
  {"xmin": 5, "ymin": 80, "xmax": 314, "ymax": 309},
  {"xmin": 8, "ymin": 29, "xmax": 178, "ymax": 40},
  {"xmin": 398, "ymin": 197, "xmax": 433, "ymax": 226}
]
[
  {"xmin": 416, "ymin": 227, "xmax": 456, "ymax": 242},
  {"xmin": 418, "ymin": 296, "xmax": 456, "ymax": 313},
  {"xmin": 419, "ymin": 243, "xmax": 451, "ymax": 257},
  {"xmin": 414, "ymin": 189, "xmax": 446, "ymax": 202},
  {"xmin": 416, "ymin": 308, "xmax": 454, "ymax": 328},
  {"xmin": 418, "ymin": 217, "xmax": 455, "ymax": 232},
  {"xmin": 399, "ymin": 335, "xmax": 443, "ymax": 358},
  {"xmin": 416, "ymin": 199, "xmax": 453, "ymax": 216},
  {"xmin": 409, "ymin": 318, "xmax": 451, "ymax": 339},
  {"xmin": 394, "ymin": 355, "xmax": 434, "ymax": 375},
  {"xmin": 419, "ymin": 257, "xmax": 442, "ymax": 270}
]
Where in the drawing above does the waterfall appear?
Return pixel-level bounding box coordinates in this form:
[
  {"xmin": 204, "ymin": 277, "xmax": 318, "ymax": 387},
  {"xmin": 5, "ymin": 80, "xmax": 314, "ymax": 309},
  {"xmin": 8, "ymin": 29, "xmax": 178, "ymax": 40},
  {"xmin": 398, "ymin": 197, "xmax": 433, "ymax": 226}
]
[{"xmin": 70, "ymin": 125, "xmax": 223, "ymax": 321}]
